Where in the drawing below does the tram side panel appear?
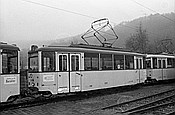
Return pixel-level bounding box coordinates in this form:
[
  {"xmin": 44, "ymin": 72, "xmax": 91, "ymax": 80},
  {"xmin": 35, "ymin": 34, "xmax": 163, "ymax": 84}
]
[
  {"xmin": 28, "ymin": 70, "xmax": 147, "ymax": 94},
  {"xmin": 163, "ymin": 68, "xmax": 175, "ymax": 80},
  {"xmin": 150, "ymin": 69, "xmax": 163, "ymax": 81},
  {"xmin": 28, "ymin": 72, "xmax": 82, "ymax": 94},
  {"xmin": 140, "ymin": 69, "xmax": 147, "ymax": 83},
  {"xmin": 0, "ymin": 74, "xmax": 20, "ymax": 102},
  {"xmin": 81, "ymin": 70, "xmax": 145, "ymax": 92},
  {"xmin": 28, "ymin": 72, "xmax": 58, "ymax": 94},
  {"xmin": 147, "ymin": 68, "xmax": 175, "ymax": 81}
]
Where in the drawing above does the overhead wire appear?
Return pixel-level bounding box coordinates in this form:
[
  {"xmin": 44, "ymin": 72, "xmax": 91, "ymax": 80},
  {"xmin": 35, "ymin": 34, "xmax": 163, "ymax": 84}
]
[
  {"xmin": 21, "ymin": 0, "xmax": 97, "ymax": 19},
  {"xmin": 130, "ymin": 0, "xmax": 175, "ymax": 23}
]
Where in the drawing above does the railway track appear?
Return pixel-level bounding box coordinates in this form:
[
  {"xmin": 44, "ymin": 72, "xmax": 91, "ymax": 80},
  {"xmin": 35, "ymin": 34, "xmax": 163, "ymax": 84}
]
[
  {"xmin": 1, "ymin": 84, "xmax": 175, "ymax": 115},
  {"xmin": 101, "ymin": 88, "xmax": 175, "ymax": 115}
]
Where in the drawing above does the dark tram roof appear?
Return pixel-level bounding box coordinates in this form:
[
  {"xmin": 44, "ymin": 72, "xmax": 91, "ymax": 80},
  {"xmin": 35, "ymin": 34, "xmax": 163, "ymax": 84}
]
[
  {"xmin": 29, "ymin": 44, "xmax": 145, "ymax": 56},
  {"xmin": 69, "ymin": 44, "xmax": 131, "ymax": 52},
  {"xmin": 0, "ymin": 42, "xmax": 20, "ymax": 51}
]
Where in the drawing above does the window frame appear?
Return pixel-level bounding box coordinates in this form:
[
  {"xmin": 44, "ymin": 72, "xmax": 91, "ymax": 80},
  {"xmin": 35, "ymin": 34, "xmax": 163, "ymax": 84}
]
[
  {"xmin": 100, "ymin": 54, "xmax": 113, "ymax": 70},
  {"xmin": 1, "ymin": 49, "xmax": 18, "ymax": 74},
  {"xmin": 125, "ymin": 55, "xmax": 134, "ymax": 70},
  {"xmin": 114, "ymin": 54, "xmax": 124, "ymax": 70},
  {"xmin": 41, "ymin": 51, "xmax": 56, "ymax": 72},
  {"xmin": 167, "ymin": 58, "xmax": 175, "ymax": 68},
  {"xmin": 84, "ymin": 53, "xmax": 99, "ymax": 71},
  {"xmin": 58, "ymin": 54, "xmax": 68, "ymax": 72}
]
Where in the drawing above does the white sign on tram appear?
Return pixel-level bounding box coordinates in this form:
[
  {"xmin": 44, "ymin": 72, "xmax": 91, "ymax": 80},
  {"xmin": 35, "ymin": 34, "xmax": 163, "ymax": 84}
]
[{"xmin": 4, "ymin": 76, "xmax": 17, "ymax": 84}]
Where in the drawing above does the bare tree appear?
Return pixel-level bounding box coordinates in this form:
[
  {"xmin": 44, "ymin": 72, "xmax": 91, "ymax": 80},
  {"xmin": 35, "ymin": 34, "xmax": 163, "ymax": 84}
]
[{"xmin": 125, "ymin": 22, "xmax": 149, "ymax": 53}]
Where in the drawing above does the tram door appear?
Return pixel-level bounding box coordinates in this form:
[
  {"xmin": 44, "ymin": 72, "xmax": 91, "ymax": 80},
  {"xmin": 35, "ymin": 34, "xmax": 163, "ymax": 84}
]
[
  {"xmin": 162, "ymin": 59, "xmax": 166, "ymax": 80},
  {"xmin": 146, "ymin": 58, "xmax": 152, "ymax": 79},
  {"xmin": 135, "ymin": 57, "xmax": 144, "ymax": 83},
  {"xmin": 57, "ymin": 54, "xmax": 69, "ymax": 93},
  {"xmin": 57, "ymin": 53, "xmax": 81, "ymax": 93},
  {"xmin": 70, "ymin": 54, "xmax": 81, "ymax": 92},
  {"xmin": 158, "ymin": 58, "xmax": 166, "ymax": 80}
]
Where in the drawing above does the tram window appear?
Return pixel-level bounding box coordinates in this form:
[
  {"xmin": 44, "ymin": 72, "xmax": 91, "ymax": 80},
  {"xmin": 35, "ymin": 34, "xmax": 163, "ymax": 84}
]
[
  {"xmin": 167, "ymin": 58, "xmax": 175, "ymax": 68},
  {"xmin": 71, "ymin": 55, "xmax": 79, "ymax": 71},
  {"xmin": 143, "ymin": 57, "xmax": 146, "ymax": 69},
  {"xmin": 100, "ymin": 54, "xmax": 112, "ymax": 70},
  {"xmin": 153, "ymin": 58, "xmax": 157, "ymax": 69},
  {"xmin": 42, "ymin": 52, "xmax": 55, "ymax": 72},
  {"xmin": 146, "ymin": 59, "xmax": 151, "ymax": 69},
  {"xmin": 163, "ymin": 60, "xmax": 166, "ymax": 68},
  {"xmin": 125, "ymin": 55, "xmax": 134, "ymax": 69},
  {"xmin": 2, "ymin": 49, "xmax": 18, "ymax": 74},
  {"xmin": 84, "ymin": 53, "xmax": 99, "ymax": 70},
  {"xmin": 29, "ymin": 56, "xmax": 38, "ymax": 72},
  {"xmin": 140, "ymin": 59, "xmax": 143, "ymax": 69},
  {"xmin": 114, "ymin": 55, "xmax": 124, "ymax": 70},
  {"xmin": 158, "ymin": 60, "xmax": 161, "ymax": 68},
  {"xmin": 136, "ymin": 59, "xmax": 139, "ymax": 69},
  {"xmin": 59, "ymin": 55, "xmax": 67, "ymax": 71},
  {"xmin": 136, "ymin": 58, "xmax": 142, "ymax": 69}
]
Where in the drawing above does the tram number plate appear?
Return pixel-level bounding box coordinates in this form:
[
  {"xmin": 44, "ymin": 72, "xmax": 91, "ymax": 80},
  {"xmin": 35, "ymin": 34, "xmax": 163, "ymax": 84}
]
[
  {"xmin": 4, "ymin": 77, "xmax": 17, "ymax": 84},
  {"xmin": 43, "ymin": 75, "xmax": 54, "ymax": 82}
]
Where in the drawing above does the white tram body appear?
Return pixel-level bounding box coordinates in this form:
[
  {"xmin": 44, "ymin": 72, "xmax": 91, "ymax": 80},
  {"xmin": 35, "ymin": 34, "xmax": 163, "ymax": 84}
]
[
  {"xmin": 0, "ymin": 42, "xmax": 20, "ymax": 102},
  {"xmin": 146, "ymin": 54, "xmax": 175, "ymax": 81},
  {"xmin": 28, "ymin": 45, "xmax": 146, "ymax": 94}
]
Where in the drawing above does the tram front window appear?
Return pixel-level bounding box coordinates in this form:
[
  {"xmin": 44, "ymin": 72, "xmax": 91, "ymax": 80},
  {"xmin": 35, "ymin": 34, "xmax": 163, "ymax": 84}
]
[
  {"xmin": 2, "ymin": 49, "xmax": 18, "ymax": 74},
  {"xmin": 42, "ymin": 52, "xmax": 55, "ymax": 72},
  {"xmin": 29, "ymin": 53, "xmax": 38, "ymax": 72}
]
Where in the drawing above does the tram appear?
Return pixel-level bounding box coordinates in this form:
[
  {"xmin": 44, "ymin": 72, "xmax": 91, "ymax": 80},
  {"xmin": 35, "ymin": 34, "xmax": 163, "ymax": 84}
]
[
  {"xmin": 28, "ymin": 44, "xmax": 146, "ymax": 94},
  {"xmin": 0, "ymin": 42, "xmax": 20, "ymax": 102},
  {"xmin": 146, "ymin": 54, "xmax": 175, "ymax": 82}
]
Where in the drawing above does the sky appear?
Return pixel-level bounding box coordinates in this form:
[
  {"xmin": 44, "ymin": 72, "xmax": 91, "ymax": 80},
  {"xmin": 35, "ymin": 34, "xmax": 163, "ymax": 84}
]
[{"xmin": 0, "ymin": 0, "xmax": 174, "ymax": 43}]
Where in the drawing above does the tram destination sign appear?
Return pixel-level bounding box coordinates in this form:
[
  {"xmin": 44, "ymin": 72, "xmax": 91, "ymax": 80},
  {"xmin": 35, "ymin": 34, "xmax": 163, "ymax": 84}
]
[{"xmin": 4, "ymin": 76, "xmax": 17, "ymax": 84}]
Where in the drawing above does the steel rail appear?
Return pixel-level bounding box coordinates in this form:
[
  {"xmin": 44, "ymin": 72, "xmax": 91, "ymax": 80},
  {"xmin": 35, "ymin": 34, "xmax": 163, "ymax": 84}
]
[
  {"xmin": 165, "ymin": 111, "xmax": 175, "ymax": 115},
  {"xmin": 102, "ymin": 88, "xmax": 175, "ymax": 110},
  {"xmin": 127, "ymin": 101, "xmax": 175, "ymax": 115},
  {"xmin": 122, "ymin": 94, "xmax": 175, "ymax": 113}
]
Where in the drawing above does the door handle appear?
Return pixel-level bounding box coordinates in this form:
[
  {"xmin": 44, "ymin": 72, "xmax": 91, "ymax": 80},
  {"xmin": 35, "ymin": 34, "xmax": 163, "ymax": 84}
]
[
  {"xmin": 76, "ymin": 73, "xmax": 81, "ymax": 75},
  {"xmin": 76, "ymin": 73, "xmax": 82, "ymax": 76}
]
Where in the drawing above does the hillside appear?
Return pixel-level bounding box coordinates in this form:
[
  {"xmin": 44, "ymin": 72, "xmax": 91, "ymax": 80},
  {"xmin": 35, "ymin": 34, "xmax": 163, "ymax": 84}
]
[
  {"xmin": 50, "ymin": 13, "xmax": 175, "ymax": 48},
  {"xmin": 114, "ymin": 13, "xmax": 175, "ymax": 48}
]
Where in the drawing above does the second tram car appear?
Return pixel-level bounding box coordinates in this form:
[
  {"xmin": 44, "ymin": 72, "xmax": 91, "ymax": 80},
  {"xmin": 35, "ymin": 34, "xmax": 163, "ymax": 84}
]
[
  {"xmin": 146, "ymin": 54, "xmax": 175, "ymax": 82},
  {"xmin": 0, "ymin": 42, "xmax": 20, "ymax": 102},
  {"xmin": 28, "ymin": 44, "xmax": 146, "ymax": 94}
]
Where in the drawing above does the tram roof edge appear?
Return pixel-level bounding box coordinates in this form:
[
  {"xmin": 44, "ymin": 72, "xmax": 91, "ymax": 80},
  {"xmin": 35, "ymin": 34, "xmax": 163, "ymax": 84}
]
[
  {"xmin": 0, "ymin": 42, "xmax": 20, "ymax": 51},
  {"xmin": 29, "ymin": 44, "xmax": 145, "ymax": 56}
]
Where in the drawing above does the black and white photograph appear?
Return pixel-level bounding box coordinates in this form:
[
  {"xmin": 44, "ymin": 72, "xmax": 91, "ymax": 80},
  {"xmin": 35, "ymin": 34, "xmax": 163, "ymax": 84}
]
[{"xmin": 0, "ymin": 0, "xmax": 175, "ymax": 114}]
